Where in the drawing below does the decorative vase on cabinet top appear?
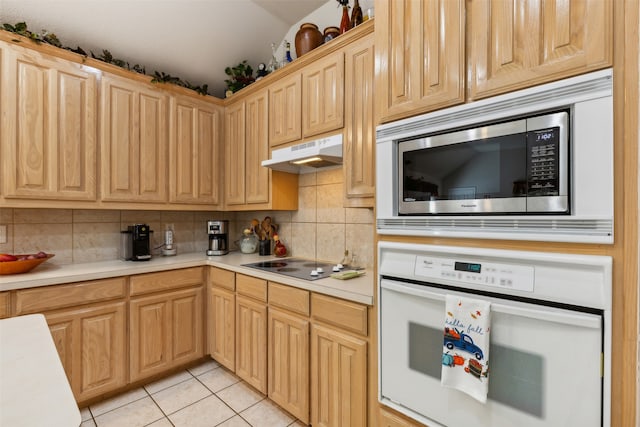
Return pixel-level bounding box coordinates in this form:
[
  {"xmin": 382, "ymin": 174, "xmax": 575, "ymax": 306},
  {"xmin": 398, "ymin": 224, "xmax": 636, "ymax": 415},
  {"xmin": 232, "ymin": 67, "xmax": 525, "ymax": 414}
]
[
  {"xmin": 295, "ymin": 23, "xmax": 323, "ymax": 57},
  {"xmin": 340, "ymin": 5, "xmax": 351, "ymax": 34},
  {"xmin": 351, "ymin": 0, "xmax": 363, "ymax": 27},
  {"xmin": 323, "ymin": 26, "xmax": 340, "ymax": 43}
]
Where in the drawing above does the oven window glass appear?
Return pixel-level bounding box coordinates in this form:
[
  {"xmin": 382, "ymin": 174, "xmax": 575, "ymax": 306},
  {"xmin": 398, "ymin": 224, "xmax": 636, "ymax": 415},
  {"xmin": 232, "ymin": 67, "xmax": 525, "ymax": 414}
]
[
  {"xmin": 402, "ymin": 134, "xmax": 527, "ymax": 202},
  {"xmin": 408, "ymin": 322, "xmax": 543, "ymax": 417}
]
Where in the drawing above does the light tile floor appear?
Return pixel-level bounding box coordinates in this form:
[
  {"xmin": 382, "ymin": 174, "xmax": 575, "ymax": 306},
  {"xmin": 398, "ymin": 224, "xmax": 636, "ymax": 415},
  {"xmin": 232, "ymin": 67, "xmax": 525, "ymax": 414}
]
[{"xmin": 79, "ymin": 359, "xmax": 306, "ymax": 427}]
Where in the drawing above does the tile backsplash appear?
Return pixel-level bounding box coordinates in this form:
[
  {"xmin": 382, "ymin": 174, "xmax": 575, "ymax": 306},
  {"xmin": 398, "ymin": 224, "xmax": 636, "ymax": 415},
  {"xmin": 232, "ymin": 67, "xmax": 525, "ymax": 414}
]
[{"xmin": 0, "ymin": 168, "xmax": 374, "ymax": 268}]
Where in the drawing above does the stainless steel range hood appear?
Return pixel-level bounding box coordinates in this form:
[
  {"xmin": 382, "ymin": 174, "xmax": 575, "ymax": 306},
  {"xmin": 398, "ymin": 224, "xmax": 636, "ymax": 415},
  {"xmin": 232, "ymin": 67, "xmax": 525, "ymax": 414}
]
[{"xmin": 261, "ymin": 134, "xmax": 342, "ymax": 174}]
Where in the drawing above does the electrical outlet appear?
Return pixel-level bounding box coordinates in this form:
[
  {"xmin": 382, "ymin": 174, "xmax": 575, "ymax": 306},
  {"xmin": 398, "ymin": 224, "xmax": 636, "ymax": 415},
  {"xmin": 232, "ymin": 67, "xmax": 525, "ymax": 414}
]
[{"xmin": 0, "ymin": 225, "xmax": 6, "ymax": 244}]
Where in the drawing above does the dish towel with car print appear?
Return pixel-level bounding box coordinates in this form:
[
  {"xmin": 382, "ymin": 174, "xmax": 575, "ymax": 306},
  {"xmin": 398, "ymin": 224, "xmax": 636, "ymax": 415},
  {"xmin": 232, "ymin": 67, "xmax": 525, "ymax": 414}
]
[{"xmin": 441, "ymin": 295, "xmax": 491, "ymax": 403}]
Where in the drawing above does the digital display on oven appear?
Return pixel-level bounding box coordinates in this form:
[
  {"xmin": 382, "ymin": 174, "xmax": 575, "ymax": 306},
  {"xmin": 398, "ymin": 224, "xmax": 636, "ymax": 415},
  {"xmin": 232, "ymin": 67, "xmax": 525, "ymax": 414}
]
[{"xmin": 455, "ymin": 261, "xmax": 481, "ymax": 274}]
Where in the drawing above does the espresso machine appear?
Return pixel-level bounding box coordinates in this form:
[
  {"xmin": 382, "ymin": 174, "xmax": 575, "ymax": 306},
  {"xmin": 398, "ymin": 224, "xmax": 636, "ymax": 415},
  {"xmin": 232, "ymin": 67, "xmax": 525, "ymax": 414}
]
[
  {"xmin": 207, "ymin": 220, "xmax": 228, "ymax": 256},
  {"xmin": 120, "ymin": 224, "xmax": 152, "ymax": 261}
]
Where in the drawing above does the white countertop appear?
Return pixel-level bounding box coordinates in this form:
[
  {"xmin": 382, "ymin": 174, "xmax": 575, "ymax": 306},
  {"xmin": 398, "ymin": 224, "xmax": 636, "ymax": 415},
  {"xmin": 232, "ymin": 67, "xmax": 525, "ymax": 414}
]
[
  {"xmin": 0, "ymin": 314, "xmax": 81, "ymax": 427},
  {"xmin": 0, "ymin": 252, "xmax": 374, "ymax": 305}
]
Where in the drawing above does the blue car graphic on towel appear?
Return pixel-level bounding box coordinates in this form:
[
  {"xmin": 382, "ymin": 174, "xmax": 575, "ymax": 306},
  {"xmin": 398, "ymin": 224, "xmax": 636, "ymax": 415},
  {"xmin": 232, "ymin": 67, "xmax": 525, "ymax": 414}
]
[{"xmin": 444, "ymin": 328, "xmax": 484, "ymax": 360}]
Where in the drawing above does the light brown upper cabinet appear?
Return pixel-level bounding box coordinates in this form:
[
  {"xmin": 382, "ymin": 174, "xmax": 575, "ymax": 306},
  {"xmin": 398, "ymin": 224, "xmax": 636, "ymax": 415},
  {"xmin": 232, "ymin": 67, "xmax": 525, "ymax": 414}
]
[
  {"xmin": 245, "ymin": 89, "xmax": 271, "ymax": 205},
  {"xmin": 269, "ymin": 53, "xmax": 345, "ymax": 147},
  {"xmin": 170, "ymin": 94, "xmax": 223, "ymax": 206},
  {"xmin": 225, "ymin": 89, "xmax": 271, "ymax": 207},
  {"xmin": 302, "ymin": 53, "xmax": 345, "ymax": 138},
  {"xmin": 100, "ymin": 73, "xmax": 168, "ymax": 203},
  {"xmin": 467, "ymin": 0, "xmax": 613, "ymax": 100},
  {"xmin": 374, "ymin": 0, "xmax": 465, "ymax": 124},
  {"xmin": 225, "ymin": 90, "xmax": 298, "ymax": 210},
  {"xmin": 269, "ymin": 73, "xmax": 302, "ymax": 147},
  {"xmin": 1, "ymin": 41, "xmax": 98, "ymax": 201},
  {"xmin": 344, "ymin": 32, "xmax": 375, "ymax": 207},
  {"xmin": 224, "ymin": 99, "xmax": 246, "ymax": 206}
]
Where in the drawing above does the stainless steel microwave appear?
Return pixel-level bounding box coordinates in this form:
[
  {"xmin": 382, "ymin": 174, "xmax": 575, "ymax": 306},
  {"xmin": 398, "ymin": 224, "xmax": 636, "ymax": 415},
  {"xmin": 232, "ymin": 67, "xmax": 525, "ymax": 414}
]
[
  {"xmin": 376, "ymin": 69, "xmax": 614, "ymax": 244},
  {"xmin": 398, "ymin": 111, "xmax": 568, "ymax": 215}
]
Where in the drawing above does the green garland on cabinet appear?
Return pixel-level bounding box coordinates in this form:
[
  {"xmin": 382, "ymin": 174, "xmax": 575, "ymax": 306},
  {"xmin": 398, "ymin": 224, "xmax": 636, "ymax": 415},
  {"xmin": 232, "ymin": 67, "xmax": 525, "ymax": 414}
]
[{"xmin": 2, "ymin": 21, "xmax": 210, "ymax": 96}]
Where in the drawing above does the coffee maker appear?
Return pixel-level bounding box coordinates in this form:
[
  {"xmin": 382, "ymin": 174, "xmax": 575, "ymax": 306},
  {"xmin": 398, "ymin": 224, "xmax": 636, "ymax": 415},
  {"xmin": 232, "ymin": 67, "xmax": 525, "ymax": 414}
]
[
  {"xmin": 207, "ymin": 220, "xmax": 228, "ymax": 256},
  {"xmin": 121, "ymin": 224, "xmax": 152, "ymax": 261}
]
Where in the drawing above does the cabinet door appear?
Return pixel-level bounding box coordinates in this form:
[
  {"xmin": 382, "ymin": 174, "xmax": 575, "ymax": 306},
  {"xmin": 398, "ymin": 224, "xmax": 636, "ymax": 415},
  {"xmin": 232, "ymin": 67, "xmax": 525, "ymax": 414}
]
[
  {"xmin": 379, "ymin": 406, "xmax": 423, "ymax": 427},
  {"xmin": 467, "ymin": 0, "xmax": 613, "ymax": 100},
  {"xmin": 170, "ymin": 95, "xmax": 223, "ymax": 205},
  {"xmin": 171, "ymin": 287, "xmax": 204, "ymax": 366},
  {"xmin": 209, "ymin": 286, "xmax": 236, "ymax": 370},
  {"xmin": 224, "ymin": 100, "xmax": 246, "ymax": 206},
  {"xmin": 311, "ymin": 324, "xmax": 367, "ymax": 427},
  {"xmin": 269, "ymin": 73, "xmax": 302, "ymax": 147},
  {"xmin": 268, "ymin": 308, "xmax": 310, "ymax": 424},
  {"xmin": 130, "ymin": 287, "xmax": 204, "ymax": 382},
  {"xmin": 344, "ymin": 33, "xmax": 375, "ymax": 207},
  {"xmin": 100, "ymin": 73, "xmax": 168, "ymax": 202},
  {"xmin": 374, "ymin": 0, "xmax": 465, "ymax": 123},
  {"xmin": 0, "ymin": 292, "xmax": 10, "ymax": 319},
  {"xmin": 1, "ymin": 42, "xmax": 98, "ymax": 200},
  {"xmin": 245, "ymin": 89, "xmax": 270, "ymax": 205},
  {"xmin": 130, "ymin": 293, "xmax": 172, "ymax": 382},
  {"xmin": 46, "ymin": 302, "xmax": 126, "ymax": 403},
  {"xmin": 236, "ymin": 295, "xmax": 268, "ymax": 393},
  {"xmin": 302, "ymin": 53, "xmax": 344, "ymax": 138}
]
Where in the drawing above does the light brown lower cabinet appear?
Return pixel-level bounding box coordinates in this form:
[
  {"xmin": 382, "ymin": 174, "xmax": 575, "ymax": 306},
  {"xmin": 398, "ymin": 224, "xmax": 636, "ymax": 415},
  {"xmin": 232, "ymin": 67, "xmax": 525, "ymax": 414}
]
[
  {"xmin": 268, "ymin": 307, "xmax": 310, "ymax": 424},
  {"xmin": 130, "ymin": 286, "xmax": 204, "ymax": 382},
  {"xmin": 379, "ymin": 406, "xmax": 424, "ymax": 427},
  {"xmin": 311, "ymin": 323, "xmax": 367, "ymax": 427},
  {"xmin": 46, "ymin": 302, "xmax": 127, "ymax": 402},
  {"xmin": 13, "ymin": 277, "xmax": 127, "ymax": 404},
  {"xmin": 235, "ymin": 294, "xmax": 268, "ymax": 393},
  {"xmin": 209, "ymin": 286, "xmax": 236, "ymax": 370},
  {"xmin": 0, "ymin": 292, "xmax": 10, "ymax": 318}
]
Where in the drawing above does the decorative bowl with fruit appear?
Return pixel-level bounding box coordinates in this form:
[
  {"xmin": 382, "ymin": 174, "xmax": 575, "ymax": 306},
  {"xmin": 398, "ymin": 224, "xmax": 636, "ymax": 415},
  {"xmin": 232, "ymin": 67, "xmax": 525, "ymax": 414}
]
[{"xmin": 0, "ymin": 252, "xmax": 54, "ymax": 275}]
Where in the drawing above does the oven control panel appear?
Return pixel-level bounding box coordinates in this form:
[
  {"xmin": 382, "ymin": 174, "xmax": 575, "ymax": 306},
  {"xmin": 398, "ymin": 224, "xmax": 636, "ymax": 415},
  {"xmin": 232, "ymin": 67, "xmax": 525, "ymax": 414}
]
[{"xmin": 414, "ymin": 256, "xmax": 535, "ymax": 293}]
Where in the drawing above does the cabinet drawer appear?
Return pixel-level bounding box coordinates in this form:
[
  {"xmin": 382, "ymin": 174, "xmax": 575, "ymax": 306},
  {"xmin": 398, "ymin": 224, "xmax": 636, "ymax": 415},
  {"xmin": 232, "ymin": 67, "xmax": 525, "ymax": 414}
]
[
  {"xmin": 268, "ymin": 282, "xmax": 309, "ymax": 316},
  {"xmin": 311, "ymin": 293, "xmax": 367, "ymax": 336},
  {"xmin": 236, "ymin": 274, "xmax": 267, "ymax": 302},
  {"xmin": 210, "ymin": 267, "xmax": 235, "ymax": 291},
  {"xmin": 130, "ymin": 267, "xmax": 203, "ymax": 296},
  {"xmin": 15, "ymin": 277, "xmax": 126, "ymax": 314},
  {"xmin": 0, "ymin": 292, "xmax": 10, "ymax": 318}
]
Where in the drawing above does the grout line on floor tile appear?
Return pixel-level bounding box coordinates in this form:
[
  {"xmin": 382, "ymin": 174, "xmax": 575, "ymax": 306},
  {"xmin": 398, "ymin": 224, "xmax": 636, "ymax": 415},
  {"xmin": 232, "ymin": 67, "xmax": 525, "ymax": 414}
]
[
  {"xmin": 143, "ymin": 370, "xmax": 195, "ymax": 395},
  {"xmin": 193, "ymin": 374, "xmax": 247, "ymax": 418},
  {"xmin": 143, "ymin": 416, "xmax": 175, "ymax": 427},
  {"xmin": 233, "ymin": 413, "xmax": 254, "ymax": 427},
  {"xmin": 212, "ymin": 414, "xmax": 239, "ymax": 427},
  {"xmin": 193, "ymin": 366, "xmax": 240, "ymax": 395},
  {"xmin": 90, "ymin": 392, "xmax": 149, "ymax": 418}
]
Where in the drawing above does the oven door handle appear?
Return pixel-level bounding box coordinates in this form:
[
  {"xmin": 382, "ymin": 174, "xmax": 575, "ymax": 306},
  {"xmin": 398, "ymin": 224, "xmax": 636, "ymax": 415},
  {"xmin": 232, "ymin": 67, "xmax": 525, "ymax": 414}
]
[{"xmin": 381, "ymin": 279, "xmax": 601, "ymax": 329}]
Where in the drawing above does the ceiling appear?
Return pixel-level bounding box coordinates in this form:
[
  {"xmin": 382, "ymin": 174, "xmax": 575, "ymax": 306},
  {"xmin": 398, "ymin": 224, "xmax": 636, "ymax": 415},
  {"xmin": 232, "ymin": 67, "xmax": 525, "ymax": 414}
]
[{"xmin": 0, "ymin": 0, "xmax": 332, "ymax": 97}]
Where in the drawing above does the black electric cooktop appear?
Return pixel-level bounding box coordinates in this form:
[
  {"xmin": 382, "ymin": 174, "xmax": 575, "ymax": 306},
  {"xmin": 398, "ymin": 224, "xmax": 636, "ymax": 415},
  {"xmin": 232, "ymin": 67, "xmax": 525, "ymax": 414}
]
[{"xmin": 242, "ymin": 258, "xmax": 335, "ymax": 281}]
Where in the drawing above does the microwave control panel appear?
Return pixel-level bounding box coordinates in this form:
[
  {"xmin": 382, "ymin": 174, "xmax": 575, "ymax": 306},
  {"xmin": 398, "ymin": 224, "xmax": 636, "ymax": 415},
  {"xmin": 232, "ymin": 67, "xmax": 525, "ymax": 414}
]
[{"xmin": 414, "ymin": 256, "xmax": 534, "ymax": 293}]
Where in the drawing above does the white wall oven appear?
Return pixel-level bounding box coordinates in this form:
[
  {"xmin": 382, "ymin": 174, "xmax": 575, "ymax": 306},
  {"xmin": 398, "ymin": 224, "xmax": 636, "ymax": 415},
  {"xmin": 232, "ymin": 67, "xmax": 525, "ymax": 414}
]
[
  {"xmin": 376, "ymin": 69, "xmax": 614, "ymax": 243},
  {"xmin": 378, "ymin": 242, "xmax": 612, "ymax": 427}
]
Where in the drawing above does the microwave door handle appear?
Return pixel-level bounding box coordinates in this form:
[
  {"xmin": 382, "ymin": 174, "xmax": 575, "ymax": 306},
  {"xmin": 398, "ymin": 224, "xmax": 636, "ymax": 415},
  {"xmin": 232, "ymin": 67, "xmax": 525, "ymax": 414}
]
[{"xmin": 381, "ymin": 279, "xmax": 600, "ymax": 329}]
